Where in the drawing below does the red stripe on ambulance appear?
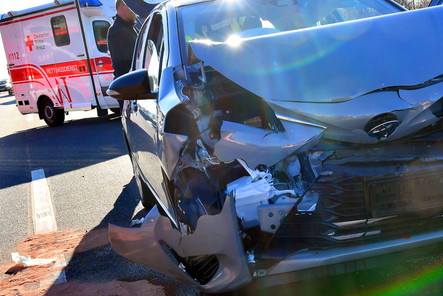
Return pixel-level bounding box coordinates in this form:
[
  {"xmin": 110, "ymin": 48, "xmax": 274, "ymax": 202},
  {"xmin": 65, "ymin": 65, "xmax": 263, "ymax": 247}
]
[
  {"xmin": 0, "ymin": 7, "xmax": 76, "ymax": 26},
  {"xmin": 42, "ymin": 60, "xmax": 91, "ymax": 77}
]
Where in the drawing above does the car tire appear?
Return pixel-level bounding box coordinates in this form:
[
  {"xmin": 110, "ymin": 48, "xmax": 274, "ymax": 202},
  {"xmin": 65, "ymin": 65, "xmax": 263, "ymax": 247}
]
[
  {"xmin": 135, "ymin": 172, "xmax": 157, "ymax": 210},
  {"xmin": 40, "ymin": 98, "xmax": 65, "ymax": 127},
  {"xmin": 135, "ymin": 172, "xmax": 167, "ymax": 216}
]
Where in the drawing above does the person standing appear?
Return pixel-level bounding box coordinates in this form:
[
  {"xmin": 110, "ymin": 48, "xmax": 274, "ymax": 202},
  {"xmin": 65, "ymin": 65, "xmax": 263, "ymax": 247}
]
[{"xmin": 107, "ymin": 0, "xmax": 137, "ymax": 110}]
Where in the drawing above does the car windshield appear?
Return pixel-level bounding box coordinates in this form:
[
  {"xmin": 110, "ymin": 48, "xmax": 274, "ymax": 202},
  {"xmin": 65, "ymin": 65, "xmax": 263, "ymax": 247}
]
[{"xmin": 177, "ymin": 0, "xmax": 402, "ymax": 62}]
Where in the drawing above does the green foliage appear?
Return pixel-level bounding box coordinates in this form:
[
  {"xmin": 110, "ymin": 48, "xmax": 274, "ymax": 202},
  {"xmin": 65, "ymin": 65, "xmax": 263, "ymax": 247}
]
[{"xmin": 394, "ymin": 0, "xmax": 431, "ymax": 9}]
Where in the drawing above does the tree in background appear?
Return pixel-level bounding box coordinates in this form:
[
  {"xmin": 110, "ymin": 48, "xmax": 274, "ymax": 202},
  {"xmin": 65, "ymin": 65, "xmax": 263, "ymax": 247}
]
[{"xmin": 394, "ymin": 0, "xmax": 431, "ymax": 9}]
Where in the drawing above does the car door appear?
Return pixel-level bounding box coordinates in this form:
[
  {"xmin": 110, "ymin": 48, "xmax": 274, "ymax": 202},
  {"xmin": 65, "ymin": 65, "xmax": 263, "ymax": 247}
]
[
  {"xmin": 89, "ymin": 19, "xmax": 115, "ymax": 106},
  {"xmin": 126, "ymin": 9, "xmax": 175, "ymax": 217}
]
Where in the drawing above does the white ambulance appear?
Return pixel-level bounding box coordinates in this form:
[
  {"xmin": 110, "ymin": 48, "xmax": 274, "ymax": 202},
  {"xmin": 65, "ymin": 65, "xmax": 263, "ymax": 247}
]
[{"xmin": 0, "ymin": 0, "xmax": 120, "ymax": 126}]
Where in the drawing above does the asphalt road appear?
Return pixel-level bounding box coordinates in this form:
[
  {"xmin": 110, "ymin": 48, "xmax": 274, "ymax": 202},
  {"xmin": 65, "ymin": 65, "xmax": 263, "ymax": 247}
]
[
  {"xmin": 0, "ymin": 92, "xmax": 140, "ymax": 260},
  {"xmin": 0, "ymin": 92, "xmax": 197, "ymax": 295},
  {"xmin": 0, "ymin": 92, "xmax": 442, "ymax": 296}
]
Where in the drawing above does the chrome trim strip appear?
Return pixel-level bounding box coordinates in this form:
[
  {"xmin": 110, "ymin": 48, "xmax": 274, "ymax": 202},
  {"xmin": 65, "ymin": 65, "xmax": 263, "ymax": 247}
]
[{"xmin": 276, "ymin": 113, "xmax": 327, "ymax": 129}]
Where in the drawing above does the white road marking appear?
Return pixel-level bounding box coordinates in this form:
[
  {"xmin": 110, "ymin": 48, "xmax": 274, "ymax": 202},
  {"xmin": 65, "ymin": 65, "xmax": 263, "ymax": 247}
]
[
  {"xmin": 31, "ymin": 169, "xmax": 57, "ymax": 234},
  {"xmin": 30, "ymin": 169, "xmax": 67, "ymax": 284},
  {"xmin": 26, "ymin": 114, "xmax": 34, "ymax": 123}
]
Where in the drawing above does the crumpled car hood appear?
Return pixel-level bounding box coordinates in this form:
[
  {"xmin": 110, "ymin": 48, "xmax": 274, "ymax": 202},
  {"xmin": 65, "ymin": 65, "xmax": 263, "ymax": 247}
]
[{"xmin": 189, "ymin": 6, "xmax": 443, "ymax": 103}]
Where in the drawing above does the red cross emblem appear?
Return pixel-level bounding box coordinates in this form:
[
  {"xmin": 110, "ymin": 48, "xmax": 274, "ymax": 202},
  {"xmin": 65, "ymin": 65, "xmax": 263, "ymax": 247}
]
[{"xmin": 25, "ymin": 35, "xmax": 34, "ymax": 51}]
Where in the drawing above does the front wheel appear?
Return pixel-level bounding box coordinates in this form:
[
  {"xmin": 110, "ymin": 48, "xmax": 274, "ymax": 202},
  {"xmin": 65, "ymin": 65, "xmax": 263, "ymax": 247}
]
[
  {"xmin": 40, "ymin": 98, "xmax": 64, "ymax": 127},
  {"xmin": 135, "ymin": 172, "xmax": 156, "ymax": 210}
]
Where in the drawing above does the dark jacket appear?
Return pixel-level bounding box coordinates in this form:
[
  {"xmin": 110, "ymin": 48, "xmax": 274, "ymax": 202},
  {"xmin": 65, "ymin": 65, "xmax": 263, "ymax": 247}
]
[{"xmin": 107, "ymin": 15, "xmax": 137, "ymax": 79}]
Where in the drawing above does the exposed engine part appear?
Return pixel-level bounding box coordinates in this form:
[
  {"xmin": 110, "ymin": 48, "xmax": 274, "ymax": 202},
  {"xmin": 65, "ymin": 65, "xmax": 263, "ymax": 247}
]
[
  {"xmin": 296, "ymin": 191, "xmax": 319, "ymax": 212},
  {"xmin": 174, "ymin": 168, "xmax": 222, "ymax": 229},
  {"xmin": 171, "ymin": 63, "xmax": 326, "ymax": 240},
  {"xmin": 196, "ymin": 139, "xmax": 220, "ymax": 167},
  {"xmin": 258, "ymin": 203, "xmax": 297, "ymax": 234},
  {"xmin": 247, "ymin": 251, "xmax": 256, "ymax": 264},
  {"xmin": 226, "ymin": 159, "xmax": 298, "ymax": 229}
]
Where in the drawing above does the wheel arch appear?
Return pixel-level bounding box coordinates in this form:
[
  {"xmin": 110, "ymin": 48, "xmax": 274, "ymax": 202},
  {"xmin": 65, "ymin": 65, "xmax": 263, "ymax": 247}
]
[
  {"xmin": 37, "ymin": 95, "xmax": 64, "ymax": 119},
  {"xmin": 37, "ymin": 95, "xmax": 65, "ymax": 126}
]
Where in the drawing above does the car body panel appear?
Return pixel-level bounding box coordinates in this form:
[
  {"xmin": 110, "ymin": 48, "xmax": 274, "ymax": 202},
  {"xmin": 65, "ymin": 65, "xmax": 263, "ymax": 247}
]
[
  {"xmin": 188, "ymin": 6, "xmax": 443, "ymax": 103},
  {"xmin": 107, "ymin": 0, "xmax": 443, "ymax": 293},
  {"xmin": 429, "ymin": 0, "xmax": 443, "ymax": 6},
  {"xmin": 267, "ymin": 88, "xmax": 442, "ymax": 143},
  {"xmin": 214, "ymin": 120, "xmax": 324, "ymax": 168},
  {"xmin": 109, "ymin": 196, "xmax": 252, "ymax": 293},
  {"xmin": 0, "ymin": 79, "xmax": 13, "ymax": 92},
  {"xmin": 267, "ymin": 229, "xmax": 443, "ymax": 276},
  {"xmin": 187, "ymin": 5, "xmax": 443, "ymax": 144}
]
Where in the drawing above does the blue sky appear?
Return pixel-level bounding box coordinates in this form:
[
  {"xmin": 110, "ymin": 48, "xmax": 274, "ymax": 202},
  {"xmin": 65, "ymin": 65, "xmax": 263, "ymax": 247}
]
[{"xmin": 0, "ymin": 1, "xmax": 52, "ymax": 79}]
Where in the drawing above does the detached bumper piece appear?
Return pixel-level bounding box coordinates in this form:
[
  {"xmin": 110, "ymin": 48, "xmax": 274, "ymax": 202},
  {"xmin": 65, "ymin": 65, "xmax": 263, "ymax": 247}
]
[{"xmin": 108, "ymin": 196, "xmax": 251, "ymax": 293}]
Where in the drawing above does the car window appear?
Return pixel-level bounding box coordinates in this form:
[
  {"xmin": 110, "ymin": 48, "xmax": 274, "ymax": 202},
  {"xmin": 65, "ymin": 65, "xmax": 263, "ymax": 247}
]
[
  {"xmin": 177, "ymin": 0, "xmax": 403, "ymax": 62},
  {"xmin": 133, "ymin": 16, "xmax": 151, "ymax": 70},
  {"xmin": 93, "ymin": 21, "xmax": 110, "ymax": 53},
  {"xmin": 144, "ymin": 12, "xmax": 165, "ymax": 91},
  {"xmin": 51, "ymin": 15, "xmax": 70, "ymax": 47},
  {"xmin": 144, "ymin": 12, "xmax": 164, "ymax": 71}
]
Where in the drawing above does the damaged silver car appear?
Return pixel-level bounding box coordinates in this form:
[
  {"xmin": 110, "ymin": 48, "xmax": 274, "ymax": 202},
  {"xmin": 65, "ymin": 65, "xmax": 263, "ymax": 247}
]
[{"xmin": 107, "ymin": 0, "xmax": 443, "ymax": 293}]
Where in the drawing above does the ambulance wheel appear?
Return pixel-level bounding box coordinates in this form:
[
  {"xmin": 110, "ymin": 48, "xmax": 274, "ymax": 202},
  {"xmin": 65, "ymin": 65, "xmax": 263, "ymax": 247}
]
[
  {"xmin": 111, "ymin": 108, "xmax": 121, "ymax": 115},
  {"xmin": 97, "ymin": 105, "xmax": 108, "ymax": 117},
  {"xmin": 40, "ymin": 99, "xmax": 64, "ymax": 127}
]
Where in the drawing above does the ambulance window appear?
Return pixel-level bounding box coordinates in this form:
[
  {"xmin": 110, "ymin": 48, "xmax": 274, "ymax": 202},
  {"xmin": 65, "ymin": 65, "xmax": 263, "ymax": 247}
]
[
  {"xmin": 51, "ymin": 16, "xmax": 70, "ymax": 47},
  {"xmin": 93, "ymin": 21, "xmax": 110, "ymax": 53}
]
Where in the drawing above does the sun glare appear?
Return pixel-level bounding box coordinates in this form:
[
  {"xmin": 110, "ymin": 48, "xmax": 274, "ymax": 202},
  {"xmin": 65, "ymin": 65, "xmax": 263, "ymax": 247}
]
[{"xmin": 226, "ymin": 35, "xmax": 243, "ymax": 47}]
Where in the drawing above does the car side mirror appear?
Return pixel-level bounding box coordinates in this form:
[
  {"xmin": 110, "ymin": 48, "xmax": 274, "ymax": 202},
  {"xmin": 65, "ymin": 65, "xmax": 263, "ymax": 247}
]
[{"xmin": 107, "ymin": 69, "xmax": 157, "ymax": 100}]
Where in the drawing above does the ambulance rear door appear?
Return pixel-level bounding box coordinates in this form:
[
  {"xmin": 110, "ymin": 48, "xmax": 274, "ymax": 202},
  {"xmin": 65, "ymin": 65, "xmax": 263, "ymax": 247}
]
[
  {"xmin": 0, "ymin": 19, "xmax": 35, "ymax": 114},
  {"xmin": 48, "ymin": 6, "xmax": 97, "ymax": 111},
  {"xmin": 78, "ymin": 0, "xmax": 118, "ymax": 111},
  {"xmin": 89, "ymin": 18, "xmax": 118, "ymax": 108}
]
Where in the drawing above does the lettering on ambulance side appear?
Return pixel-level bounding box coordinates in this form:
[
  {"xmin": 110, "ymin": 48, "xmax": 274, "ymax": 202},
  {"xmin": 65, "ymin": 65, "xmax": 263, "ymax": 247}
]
[
  {"xmin": 43, "ymin": 60, "xmax": 90, "ymax": 77},
  {"xmin": 55, "ymin": 77, "xmax": 72, "ymax": 104},
  {"xmin": 25, "ymin": 32, "xmax": 50, "ymax": 51},
  {"xmin": 9, "ymin": 60, "xmax": 92, "ymax": 106},
  {"xmin": 9, "ymin": 58, "xmax": 111, "ymax": 107},
  {"xmin": 8, "ymin": 52, "xmax": 20, "ymax": 61},
  {"xmin": 93, "ymin": 57, "xmax": 113, "ymax": 74}
]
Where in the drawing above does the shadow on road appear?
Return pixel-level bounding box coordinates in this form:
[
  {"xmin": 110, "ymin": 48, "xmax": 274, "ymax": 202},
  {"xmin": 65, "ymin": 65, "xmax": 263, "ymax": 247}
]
[
  {"xmin": 0, "ymin": 114, "xmax": 126, "ymax": 190},
  {"xmin": 0, "ymin": 97, "xmax": 15, "ymax": 105},
  {"xmin": 57, "ymin": 177, "xmax": 146, "ymax": 282},
  {"xmin": 44, "ymin": 177, "xmax": 197, "ymax": 295}
]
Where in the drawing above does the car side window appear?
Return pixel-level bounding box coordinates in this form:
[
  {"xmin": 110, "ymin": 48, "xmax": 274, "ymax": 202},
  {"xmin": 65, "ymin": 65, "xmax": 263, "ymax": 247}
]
[
  {"xmin": 93, "ymin": 21, "xmax": 110, "ymax": 53},
  {"xmin": 133, "ymin": 16, "xmax": 151, "ymax": 70},
  {"xmin": 51, "ymin": 15, "xmax": 70, "ymax": 47},
  {"xmin": 144, "ymin": 12, "xmax": 164, "ymax": 71},
  {"xmin": 144, "ymin": 12, "xmax": 164, "ymax": 91}
]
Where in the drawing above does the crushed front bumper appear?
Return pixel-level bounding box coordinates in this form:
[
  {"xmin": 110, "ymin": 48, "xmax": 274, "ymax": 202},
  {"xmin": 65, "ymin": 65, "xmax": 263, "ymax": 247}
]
[{"xmin": 108, "ymin": 196, "xmax": 251, "ymax": 293}]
